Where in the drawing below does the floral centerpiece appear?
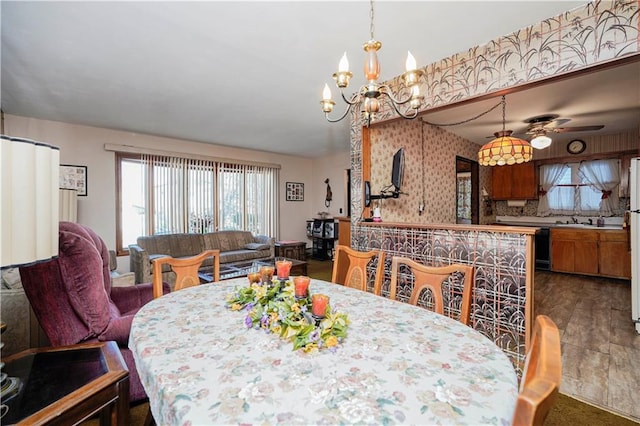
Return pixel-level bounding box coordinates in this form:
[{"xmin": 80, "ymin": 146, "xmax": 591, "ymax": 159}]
[{"xmin": 226, "ymin": 279, "xmax": 349, "ymax": 352}]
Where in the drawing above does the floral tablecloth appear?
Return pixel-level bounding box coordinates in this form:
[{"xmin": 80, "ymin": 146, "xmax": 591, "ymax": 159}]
[{"xmin": 129, "ymin": 278, "xmax": 518, "ymax": 425}]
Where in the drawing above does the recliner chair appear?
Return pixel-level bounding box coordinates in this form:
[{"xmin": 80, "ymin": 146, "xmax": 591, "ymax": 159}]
[{"xmin": 18, "ymin": 221, "xmax": 169, "ymax": 402}]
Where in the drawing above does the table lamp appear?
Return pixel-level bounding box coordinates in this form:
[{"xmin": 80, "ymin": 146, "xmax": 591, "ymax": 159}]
[{"xmin": 1, "ymin": 135, "xmax": 60, "ymax": 405}]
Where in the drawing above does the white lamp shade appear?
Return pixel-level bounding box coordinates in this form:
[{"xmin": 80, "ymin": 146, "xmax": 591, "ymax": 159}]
[
  {"xmin": 1, "ymin": 135, "xmax": 60, "ymax": 267},
  {"xmin": 59, "ymin": 189, "xmax": 78, "ymax": 222}
]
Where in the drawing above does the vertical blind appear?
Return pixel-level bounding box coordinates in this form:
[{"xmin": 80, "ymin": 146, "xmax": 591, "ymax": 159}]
[
  {"xmin": 218, "ymin": 162, "xmax": 278, "ymax": 235},
  {"xmin": 134, "ymin": 154, "xmax": 278, "ymax": 238}
]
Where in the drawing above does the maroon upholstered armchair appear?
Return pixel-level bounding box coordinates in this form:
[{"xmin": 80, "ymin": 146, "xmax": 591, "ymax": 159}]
[{"xmin": 18, "ymin": 222, "xmax": 169, "ymax": 402}]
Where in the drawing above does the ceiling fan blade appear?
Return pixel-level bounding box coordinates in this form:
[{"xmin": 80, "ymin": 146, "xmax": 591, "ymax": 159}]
[
  {"xmin": 552, "ymin": 125, "xmax": 605, "ymax": 133},
  {"xmin": 549, "ymin": 118, "xmax": 571, "ymax": 127}
]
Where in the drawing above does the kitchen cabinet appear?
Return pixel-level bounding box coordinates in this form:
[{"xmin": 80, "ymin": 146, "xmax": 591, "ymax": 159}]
[
  {"xmin": 599, "ymin": 231, "xmax": 631, "ymax": 279},
  {"xmin": 492, "ymin": 162, "xmax": 537, "ymax": 200},
  {"xmin": 337, "ymin": 217, "xmax": 351, "ymax": 247},
  {"xmin": 551, "ymin": 228, "xmax": 630, "ymax": 279}
]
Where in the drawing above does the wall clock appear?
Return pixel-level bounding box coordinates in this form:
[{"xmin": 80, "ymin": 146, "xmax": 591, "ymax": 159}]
[{"xmin": 567, "ymin": 139, "xmax": 586, "ymax": 155}]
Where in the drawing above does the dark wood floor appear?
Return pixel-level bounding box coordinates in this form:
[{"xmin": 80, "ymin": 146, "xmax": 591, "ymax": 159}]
[{"xmin": 534, "ymin": 270, "xmax": 640, "ymax": 421}]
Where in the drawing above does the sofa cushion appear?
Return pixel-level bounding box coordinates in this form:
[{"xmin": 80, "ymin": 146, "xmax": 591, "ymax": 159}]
[
  {"xmin": 220, "ymin": 249, "xmax": 271, "ymax": 264},
  {"xmin": 245, "ymin": 242, "xmax": 270, "ymax": 250},
  {"xmin": 58, "ymin": 230, "xmax": 112, "ymax": 341},
  {"xmin": 206, "ymin": 230, "xmax": 254, "ymax": 252},
  {"xmin": 138, "ymin": 233, "xmax": 205, "ymax": 258}
]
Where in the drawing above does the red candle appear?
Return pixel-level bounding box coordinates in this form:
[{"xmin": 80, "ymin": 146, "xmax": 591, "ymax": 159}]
[
  {"xmin": 260, "ymin": 266, "xmax": 274, "ymax": 283},
  {"xmin": 276, "ymin": 259, "xmax": 293, "ymax": 280},
  {"xmin": 311, "ymin": 294, "xmax": 329, "ymax": 317},
  {"xmin": 293, "ymin": 276, "xmax": 310, "ymax": 298},
  {"xmin": 247, "ymin": 272, "xmax": 261, "ymax": 285}
]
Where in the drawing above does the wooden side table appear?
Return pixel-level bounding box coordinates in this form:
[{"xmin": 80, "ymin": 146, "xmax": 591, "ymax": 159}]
[
  {"xmin": 275, "ymin": 241, "xmax": 307, "ymax": 261},
  {"xmin": 1, "ymin": 341, "xmax": 129, "ymax": 426}
]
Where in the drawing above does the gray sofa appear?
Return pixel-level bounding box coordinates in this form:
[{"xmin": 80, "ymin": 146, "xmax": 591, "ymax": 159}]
[
  {"xmin": 1, "ymin": 268, "xmax": 48, "ymax": 356},
  {"xmin": 129, "ymin": 230, "xmax": 274, "ymax": 284}
]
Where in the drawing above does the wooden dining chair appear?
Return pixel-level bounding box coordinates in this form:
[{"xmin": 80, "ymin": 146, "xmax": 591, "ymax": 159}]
[
  {"xmin": 152, "ymin": 249, "xmax": 220, "ymax": 299},
  {"xmin": 389, "ymin": 256, "xmax": 474, "ymax": 325},
  {"xmin": 331, "ymin": 245, "xmax": 385, "ymax": 295},
  {"xmin": 512, "ymin": 315, "xmax": 562, "ymax": 426}
]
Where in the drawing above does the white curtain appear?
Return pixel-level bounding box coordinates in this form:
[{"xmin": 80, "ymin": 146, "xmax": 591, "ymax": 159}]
[
  {"xmin": 537, "ymin": 163, "xmax": 568, "ymax": 216},
  {"xmin": 578, "ymin": 159, "xmax": 620, "ymax": 216}
]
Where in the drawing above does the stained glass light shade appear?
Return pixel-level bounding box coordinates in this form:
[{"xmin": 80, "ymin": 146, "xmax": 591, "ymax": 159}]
[{"xmin": 478, "ymin": 131, "xmax": 533, "ymax": 167}]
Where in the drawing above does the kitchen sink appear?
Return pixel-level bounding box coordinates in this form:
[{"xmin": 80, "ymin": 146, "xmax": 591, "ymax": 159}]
[{"xmin": 554, "ymin": 223, "xmax": 623, "ymax": 230}]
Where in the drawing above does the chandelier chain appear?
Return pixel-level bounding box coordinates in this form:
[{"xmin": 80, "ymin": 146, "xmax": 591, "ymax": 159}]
[
  {"xmin": 369, "ymin": 0, "xmax": 375, "ymax": 40},
  {"xmin": 421, "ymin": 97, "xmax": 504, "ymax": 127},
  {"xmin": 501, "ymin": 95, "xmax": 506, "ymax": 132}
]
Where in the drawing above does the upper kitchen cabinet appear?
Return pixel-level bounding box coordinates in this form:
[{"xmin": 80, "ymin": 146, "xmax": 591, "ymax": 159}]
[{"xmin": 492, "ymin": 162, "xmax": 537, "ymax": 200}]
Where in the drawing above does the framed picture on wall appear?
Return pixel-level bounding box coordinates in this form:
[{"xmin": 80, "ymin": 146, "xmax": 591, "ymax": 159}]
[
  {"xmin": 286, "ymin": 182, "xmax": 304, "ymax": 201},
  {"xmin": 60, "ymin": 165, "xmax": 88, "ymax": 196}
]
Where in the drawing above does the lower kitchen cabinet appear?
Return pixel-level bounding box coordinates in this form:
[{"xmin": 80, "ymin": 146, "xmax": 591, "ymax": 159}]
[
  {"xmin": 599, "ymin": 232, "xmax": 632, "ymax": 278},
  {"xmin": 551, "ymin": 228, "xmax": 630, "ymax": 279}
]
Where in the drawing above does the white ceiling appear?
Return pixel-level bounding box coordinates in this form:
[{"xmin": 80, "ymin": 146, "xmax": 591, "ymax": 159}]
[
  {"xmin": 420, "ymin": 60, "xmax": 640, "ymax": 146},
  {"xmin": 4, "ymin": 1, "xmax": 632, "ymax": 159}
]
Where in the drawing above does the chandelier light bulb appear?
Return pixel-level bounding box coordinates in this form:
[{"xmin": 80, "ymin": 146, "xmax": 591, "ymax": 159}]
[
  {"xmin": 405, "ymin": 51, "xmax": 416, "ymax": 71},
  {"xmin": 338, "ymin": 52, "xmax": 349, "ymax": 72},
  {"xmin": 322, "ymin": 84, "xmax": 332, "ymax": 101},
  {"xmin": 320, "ymin": 1, "xmax": 422, "ymax": 124}
]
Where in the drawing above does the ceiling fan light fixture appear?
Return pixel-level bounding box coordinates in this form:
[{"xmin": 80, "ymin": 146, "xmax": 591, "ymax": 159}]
[{"xmin": 531, "ymin": 133, "xmax": 552, "ymax": 149}]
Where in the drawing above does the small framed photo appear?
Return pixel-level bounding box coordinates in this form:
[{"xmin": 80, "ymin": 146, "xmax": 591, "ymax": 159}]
[
  {"xmin": 60, "ymin": 165, "xmax": 88, "ymax": 196},
  {"xmin": 286, "ymin": 182, "xmax": 304, "ymax": 201}
]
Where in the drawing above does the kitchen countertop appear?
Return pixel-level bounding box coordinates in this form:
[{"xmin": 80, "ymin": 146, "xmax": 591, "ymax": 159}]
[{"xmin": 494, "ymin": 221, "xmax": 624, "ymax": 230}]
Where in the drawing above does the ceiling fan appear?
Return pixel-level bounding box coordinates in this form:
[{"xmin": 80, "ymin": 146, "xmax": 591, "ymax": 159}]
[{"xmin": 522, "ymin": 114, "xmax": 605, "ymax": 149}]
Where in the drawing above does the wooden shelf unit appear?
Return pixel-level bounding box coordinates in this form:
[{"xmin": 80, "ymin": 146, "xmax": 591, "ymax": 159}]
[{"xmin": 307, "ymin": 219, "xmax": 338, "ymax": 260}]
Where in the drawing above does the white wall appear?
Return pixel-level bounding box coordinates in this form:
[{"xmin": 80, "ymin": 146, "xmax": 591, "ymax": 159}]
[
  {"xmin": 310, "ymin": 151, "xmax": 350, "ymax": 218},
  {"xmin": 5, "ymin": 114, "xmax": 349, "ymax": 270}
]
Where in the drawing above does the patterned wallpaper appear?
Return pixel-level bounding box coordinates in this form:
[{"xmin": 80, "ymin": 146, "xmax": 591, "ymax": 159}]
[
  {"xmin": 350, "ymin": 1, "xmax": 640, "ymax": 225},
  {"xmin": 369, "ymin": 120, "xmax": 491, "ymax": 224}
]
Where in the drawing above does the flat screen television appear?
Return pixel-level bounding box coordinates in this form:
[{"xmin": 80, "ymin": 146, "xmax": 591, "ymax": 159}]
[
  {"xmin": 363, "ymin": 147, "xmax": 405, "ymax": 208},
  {"xmin": 391, "ymin": 148, "xmax": 404, "ymax": 193}
]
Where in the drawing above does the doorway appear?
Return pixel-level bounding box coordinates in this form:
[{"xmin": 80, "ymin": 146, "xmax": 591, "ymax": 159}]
[{"xmin": 456, "ymin": 156, "xmax": 479, "ymax": 224}]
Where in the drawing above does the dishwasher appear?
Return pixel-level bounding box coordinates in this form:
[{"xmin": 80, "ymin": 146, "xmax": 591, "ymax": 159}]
[{"xmin": 535, "ymin": 227, "xmax": 551, "ymax": 270}]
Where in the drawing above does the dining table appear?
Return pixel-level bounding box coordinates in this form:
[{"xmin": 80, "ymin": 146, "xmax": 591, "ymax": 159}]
[{"xmin": 129, "ymin": 277, "xmax": 518, "ymax": 425}]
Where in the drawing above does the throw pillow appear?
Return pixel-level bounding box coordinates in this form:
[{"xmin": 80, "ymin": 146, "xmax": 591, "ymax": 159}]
[{"xmin": 1, "ymin": 268, "xmax": 22, "ymax": 289}]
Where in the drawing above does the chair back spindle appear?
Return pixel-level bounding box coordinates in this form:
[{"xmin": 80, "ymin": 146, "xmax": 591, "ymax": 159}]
[
  {"xmin": 331, "ymin": 245, "xmax": 385, "ymax": 295},
  {"xmin": 152, "ymin": 249, "xmax": 220, "ymax": 298},
  {"xmin": 389, "ymin": 256, "xmax": 474, "ymax": 325}
]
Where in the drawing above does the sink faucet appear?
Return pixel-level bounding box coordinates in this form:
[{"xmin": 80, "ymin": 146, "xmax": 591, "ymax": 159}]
[
  {"xmin": 588, "ymin": 218, "xmax": 593, "ymax": 225},
  {"xmin": 571, "ymin": 216, "xmax": 578, "ymax": 224}
]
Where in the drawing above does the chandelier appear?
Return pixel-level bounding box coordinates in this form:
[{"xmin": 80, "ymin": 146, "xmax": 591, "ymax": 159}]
[
  {"xmin": 478, "ymin": 96, "xmax": 533, "ymax": 166},
  {"xmin": 320, "ymin": 0, "xmax": 423, "ymax": 126}
]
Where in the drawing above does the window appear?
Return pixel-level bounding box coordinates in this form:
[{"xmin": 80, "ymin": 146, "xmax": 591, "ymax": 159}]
[
  {"xmin": 116, "ymin": 153, "xmax": 279, "ymax": 252},
  {"xmin": 542, "ymin": 159, "xmax": 620, "ymax": 216}
]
